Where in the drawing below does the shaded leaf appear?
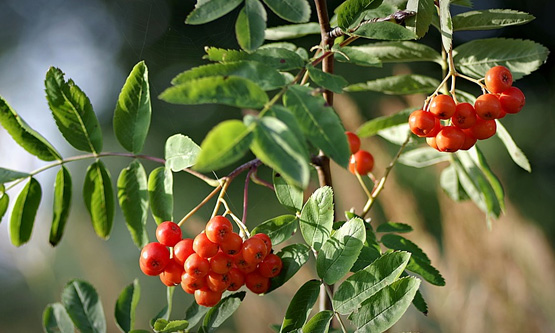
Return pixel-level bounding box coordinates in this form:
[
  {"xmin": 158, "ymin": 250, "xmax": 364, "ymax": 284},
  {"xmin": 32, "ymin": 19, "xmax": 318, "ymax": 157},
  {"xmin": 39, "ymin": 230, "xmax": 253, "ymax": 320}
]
[
  {"xmin": 165, "ymin": 134, "xmax": 201, "ymax": 172},
  {"xmin": 10, "ymin": 177, "xmax": 41, "ymax": 247},
  {"xmin": 114, "ymin": 61, "xmax": 151, "ymax": 154},
  {"xmin": 268, "ymin": 244, "xmax": 311, "ymax": 292},
  {"xmin": 317, "ymin": 217, "xmax": 365, "ymax": 284},
  {"xmin": 265, "ymin": 23, "xmax": 320, "ymax": 40},
  {"xmin": 398, "ymin": 147, "xmax": 450, "ymax": 168},
  {"xmin": 351, "ymin": 224, "xmax": 382, "ymax": 272},
  {"xmin": 118, "ymin": 160, "xmax": 149, "ymax": 248},
  {"xmin": 280, "ymin": 280, "xmax": 321, "ymax": 333},
  {"xmin": 0, "ymin": 167, "xmax": 30, "ymax": 184},
  {"xmin": 61, "ymin": 279, "xmax": 106, "ymax": 333},
  {"xmin": 262, "ymin": 0, "xmax": 311, "ymax": 23},
  {"xmin": 406, "ymin": 255, "xmax": 445, "ymax": 286},
  {"xmin": 148, "ymin": 167, "xmax": 174, "ymax": 225},
  {"xmin": 83, "ymin": 161, "xmax": 114, "ymax": 240},
  {"xmin": 153, "ymin": 319, "xmax": 189, "ymax": 333},
  {"xmin": 0, "ymin": 192, "xmax": 8, "ymax": 222},
  {"xmin": 333, "ymin": 46, "xmax": 383, "ymax": 67},
  {"xmin": 0, "ymin": 96, "xmax": 61, "ymax": 161},
  {"xmin": 186, "ymin": 0, "xmax": 243, "ymax": 25},
  {"xmin": 307, "ymin": 65, "xmax": 349, "ymax": 93},
  {"xmin": 200, "ymin": 292, "xmax": 246, "ymax": 333},
  {"xmin": 470, "ymin": 146, "xmax": 505, "ymax": 211},
  {"xmin": 194, "ymin": 120, "xmax": 254, "ymax": 172},
  {"xmin": 440, "ymin": 164, "xmax": 469, "ymax": 202},
  {"xmin": 251, "ymin": 215, "xmax": 298, "ymax": 246},
  {"xmin": 236, "ymin": 0, "xmax": 267, "ymax": 52},
  {"xmin": 451, "ymin": 0, "xmax": 473, "ymax": 7},
  {"xmin": 272, "ymin": 172, "xmax": 303, "ymax": 212},
  {"xmin": 204, "ymin": 47, "xmax": 305, "ymax": 70},
  {"xmin": 381, "ymin": 234, "xmax": 430, "ymax": 262},
  {"xmin": 357, "ymin": 108, "xmax": 414, "ymax": 138},
  {"xmin": 115, "ymin": 279, "xmax": 141, "ymax": 333},
  {"xmin": 50, "ymin": 166, "xmax": 72, "ymax": 246},
  {"xmin": 302, "ymin": 311, "xmax": 333, "ymax": 333},
  {"xmin": 406, "ymin": 0, "xmax": 435, "ymax": 38},
  {"xmin": 266, "ymin": 105, "xmax": 307, "ymax": 150},
  {"xmin": 184, "ymin": 301, "xmax": 210, "ymax": 329},
  {"xmin": 335, "ymin": 0, "xmax": 384, "ymax": 29},
  {"xmin": 453, "ymin": 9, "xmax": 534, "ymax": 31},
  {"xmin": 346, "ymin": 41, "xmax": 442, "ymax": 64},
  {"xmin": 352, "ymin": 21, "xmax": 418, "ymax": 40},
  {"xmin": 43, "ymin": 303, "xmax": 74, "ymax": 333},
  {"xmin": 412, "ymin": 289, "xmax": 428, "ymax": 315},
  {"xmin": 150, "ymin": 287, "xmax": 175, "ymax": 328},
  {"xmin": 439, "ymin": 0, "xmax": 453, "ymax": 52},
  {"xmin": 299, "ymin": 186, "xmax": 334, "ymax": 251},
  {"xmin": 376, "ymin": 222, "xmax": 413, "ymax": 233},
  {"xmin": 346, "ymin": 74, "xmax": 439, "ymax": 95},
  {"xmin": 45, "ymin": 67, "xmax": 102, "ymax": 153},
  {"xmin": 495, "ymin": 120, "xmax": 531, "ymax": 172}
]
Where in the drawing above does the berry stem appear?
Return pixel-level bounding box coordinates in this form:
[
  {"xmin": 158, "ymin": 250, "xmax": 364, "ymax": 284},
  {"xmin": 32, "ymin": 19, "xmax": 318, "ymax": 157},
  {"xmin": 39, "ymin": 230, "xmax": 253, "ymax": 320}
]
[
  {"xmin": 242, "ymin": 166, "xmax": 256, "ymax": 226},
  {"xmin": 219, "ymin": 198, "xmax": 250, "ymax": 239},
  {"xmin": 177, "ymin": 184, "xmax": 222, "ymax": 227}
]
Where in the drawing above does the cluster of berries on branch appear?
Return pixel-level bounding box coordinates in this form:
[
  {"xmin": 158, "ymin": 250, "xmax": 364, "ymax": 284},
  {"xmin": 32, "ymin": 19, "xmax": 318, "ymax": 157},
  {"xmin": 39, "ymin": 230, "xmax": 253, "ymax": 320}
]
[
  {"xmin": 139, "ymin": 217, "xmax": 282, "ymax": 307},
  {"xmin": 409, "ymin": 66, "xmax": 525, "ymax": 152},
  {"xmin": 346, "ymin": 131, "xmax": 374, "ymax": 175}
]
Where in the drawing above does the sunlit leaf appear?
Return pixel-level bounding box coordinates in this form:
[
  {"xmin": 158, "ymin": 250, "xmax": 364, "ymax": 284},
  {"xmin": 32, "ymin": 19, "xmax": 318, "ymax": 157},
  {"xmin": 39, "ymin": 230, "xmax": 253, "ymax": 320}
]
[
  {"xmin": 165, "ymin": 134, "xmax": 201, "ymax": 172},
  {"xmin": 118, "ymin": 160, "xmax": 149, "ymax": 248},
  {"xmin": 352, "ymin": 21, "xmax": 417, "ymax": 40},
  {"xmin": 268, "ymin": 243, "xmax": 311, "ymax": 292},
  {"xmin": 61, "ymin": 279, "xmax": 106, "ymax": 333},
  {"xmin": 262, "ymin": 0, "xmax": 311, "ymax": 23},
  {"xmin": 251, "ymin": 215, "xmax": 298, "ymax": 246},
  {"xmin": 301, "ymin": 311, "xmax": 333, "ymax": 333},
  {"xmin": 335, "ymin": 0, "xmax": 384, "ymax": 29},
  {"xmin": 115, "ymin": 279, "xmax": 141, "ymax": 333},
  {"xmin": 153, "ymin": 319, "xmax": 189, "ymax": 333},
  {"xmin": 83, "ymin": 161, "xmax": 114, "ymax": 239},
  {"xmin": 204, "ymin": 47, "xmax": 305, "ymax": 71},
  {"xmin": 299, "ymin": 186, "xmax": 334, "ymax": 251},
  {"xmin": 186, "ymin": 0, "xmax": 243, "ymax": 25},
  {"xmin": 357, "ymin": 108, "xmax": 414, "ymax": 138},
  {"xmin": 398, "ymin": 147, "xmax": 450, "ymax": 168},
  {"xmin": 453, "ymin": 9, "xmax": 534, "ymax": 31},
  {"xmin": 43, "ymin": 303, "xmax": 74, "ymax": 333},
  {"xmin": 495, "ymin": 120, "xmax": 531, "ymax": 172},
  {"xmin": 406, "ymin": 0, "xmax": 435, "ymax": 38},
  {"xmin": 10, "ymin": 177, "xmax": 41, "ymax": 247},
  {"xmin": 346, "ymin": 41, "xmax": 442, "ymax": 64},
  {"xmin": 334, "ymin": 45, "xmax": 383, "ymax": 67},
  {"xmin": 439, "ymin": 0, "xmax": 453, "ymax": 52},
  {"xmin": 148, "ymin": 167, "xmax": 174, "ymax": 225},
  {"xmin": 272, "ymin": 172, "xmax": 303, "ymax": 212},
  {"xmin": 200, "ymin": 292, "xmax": 246, "ymax": 333},
  {"xmin": 346, "ymin": 74, "xmax": 439, "ymax": 95},
  {"xmin": 440, "ymin": 164, "xmax": 469, "ymax": 202},
  {"xmin": 264, "ymin": 23, "xmax": 320, "ymax": 40}
]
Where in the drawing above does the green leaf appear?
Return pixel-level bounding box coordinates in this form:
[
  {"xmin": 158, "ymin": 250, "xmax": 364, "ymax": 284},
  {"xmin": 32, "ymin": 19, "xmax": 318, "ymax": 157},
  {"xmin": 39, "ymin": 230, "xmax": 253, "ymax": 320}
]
[
  {"xmin": 335, "ymin": 0, "xmax": 384, "ymax": 29},
  {"xmin": 49, "ymin": 167, "xmax": 72, "ymax": 246},
  {"xmin": 453, "ymin": 9, "xmax": 534, "ymax": 31},
  {"xmin": 0, "ymin": 192, "xmax": 8, "ymax": 222},
  {"xmin": 453, "ymin": 38, "xmax": 550, "ymax": 80},
  {"xmin": 380, "ymin": 234, "xmax": 430, "ymax": 262},
  {"xmin": 268, "ymin": 243, "xmax": 311, "ymax": 292},
  {"xmin": 153, "ymin": 319, "xmax": 189, "ymax": 333},
  {"xmin": 0, "ymin": 96, "xmax": 61, "ymax": 161},
  {"xmin": 251, "ymin": 215, "xmax": 298, "ymax": 245},
  {"xmin": 398, "ymin": 147, "xmax": 450, "ymax": 168},
  {"xmin": 299, "ymin": 186, "xmax": 334, "ymax": 251},
  {"xmin": 346, "ymin": 74, "xmax": 439, "ymax": 95},
  {"xmin": 406, "ymin": 0, "xmax": 435, "ymax": 38},
  {"xmin": 451, "ymin": 0, "xmax": 472, "ymax": 7},
  {"xmin": 333, "ymin": 251, "xmax": 411, "ymax": 315},
  {"xmin": 159, "ymin": 76, "xmax": 268, "ymax": 109},
  {"xmin": 377, "ymin": 123, "xmax": 413, "ymax": 146},
  {"xmin": 351, "ymin": 225, "xmax": 382, "ymax": 272},
  {"xmin": 412, "ymin": 289, "xmax": 428, "ymax": 315},
  {"xmin": 376, "ymin": 222, "xmax": 413, "ymax": 233},
  {"xmin": 200, "ymin": 292, "xmax": 246, "ymax": 333},
  {"xmin": 236, "ymin": 0, "xmax": 267, "ymax": 52},
  {"xmin": 171, "ymin": 61, "xmax": 286, "ymax": 91},
  {"xmin": 165, "ymin": 134, "xmax": 201, "ymax": 172},
  {"xmin": 470, "ymin": 146, "xmax": 505, "ymax": 211},
  {"xmin": 347, "ymin": 41, "xmax": 442, "ymax": 64},
  {"xmin": 194, "ymin": 120, "xmax": 254, "ymax": 172},
  {"xmin": 280, "ymin": 280, "xmax": 321, "ymax": 333},
  {"xmin": 284, "ymin": 85, "xmax": 350, "ymax": 167},
  {"xmin": 114, "ymin": 61, "xmax": 151, "ymax": 154},
  {"xmin": 266, "ymin": 105, "xmax": 307, "ymax": 150},
  {"xmin": 118, "ymin": 160, "xmax": 149, "ymax": 248},
  {"xmin": 61, "ymin": 279, "xmax": 106, "ymax": 333},
  {"xmin": 115, "ymin": 279, "xmax": 141, "ymax": 333},
  {"xmin": 333, "ymin": 45, "xmax": 383, "ymax": 67},
  {"xmin": 495, "ymin": 120, "xmax": 531, "ymax": 172},
  {"xmin": 249, "ymin": 116, "xmax": 310, "ymax": 188},
  {"xmin": 186, "ymin": 0, "xmax": 243, "ymax": 25},
  {"xmin": 150, "ymin": 287, "xmax": 175, "ymax": 328},
  {"xmin": 204, "ymin": 47, "xmax": 305, "ymax": 71},
  {"xmin": 262, "ymin": 0, "xmax": 311, "ymax": 23},
  {"xmin": 0, "ymin": 167, "xmax": 30, "ymax": 184},
  {"xmin": 440, "ymin": 164, "xmax": 469, "ymax": 202},
  {"xmin": 148, "ymin": 167, "xmax": 174, "ymax": 225},
  {"xmin": 352, "ymin": 21, "xmax": 418, "ymax": 40},
  {"xmin": 317, "ymin": 217, "xmax": 365, "ymax": 284},
  {"xmin": 272, "ymin": 172, "xmax": 303, "ymax": 212},
  {"xmin": 439, "ymin": 0, "xmax": 453, "ymax": 52},
  {"xmin": 406, "ymin": 255, "xmax": 445, "ymax": 286},
  {"xmin": 302, "ymin": 311, "xmax": 333, "ymax": 333},
  {"xmin": 45, "ymin": 67, "xmax": 103, "ymax": 153},
  {"xmin": 357, "ymin": 108, "xmax": 414, "ymax": 138},
  {"xmin": 455, "ymin": 89, "xmax": 477, "ymax": 104},
  {"xmin": 264, "ymin": 23, "xmax": 320, "ymax": 40},
  {"xmin": 10, "ymin": 177, "xmax": 41, "ymax": 247},
  {"xmin": 307, "ymin": 65, "xmax": 349, "ymax": 94},
  {"xmin": 348, "ymin": 277, "xmax": 420, "ymax": 332},
  {"xmin": 83, "ymin": 161, "xmax": 115, "ymax": 239},
  {"xmin": 184, "ymin": 301, "xmax": 209, "ymax": 330},
  {"xmin": 43, "ymin": 303, "xmax": 75, "ymax": 333}
]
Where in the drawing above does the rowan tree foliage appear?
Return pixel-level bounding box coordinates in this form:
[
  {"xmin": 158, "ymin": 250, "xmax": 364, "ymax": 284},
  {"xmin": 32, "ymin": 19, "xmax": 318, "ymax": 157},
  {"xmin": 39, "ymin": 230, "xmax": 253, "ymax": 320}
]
[{"xmin": 0, "ymin": 0, "xmax": 549, "ymax": 332}]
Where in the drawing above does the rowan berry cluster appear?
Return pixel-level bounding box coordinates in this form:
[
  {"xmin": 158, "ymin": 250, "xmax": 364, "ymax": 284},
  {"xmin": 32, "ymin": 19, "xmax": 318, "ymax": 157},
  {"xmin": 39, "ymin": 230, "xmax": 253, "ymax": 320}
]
[
  {"xmin": 346, "ymin": 131, "xmax": 374, "ymax": 175},
  {"xmin": 409, "ymin": 66, "xmax": 525, "ymax": 152},
  {"xmin": 139, "ymin": 216, "xmax": 282, "ymax": 307}
]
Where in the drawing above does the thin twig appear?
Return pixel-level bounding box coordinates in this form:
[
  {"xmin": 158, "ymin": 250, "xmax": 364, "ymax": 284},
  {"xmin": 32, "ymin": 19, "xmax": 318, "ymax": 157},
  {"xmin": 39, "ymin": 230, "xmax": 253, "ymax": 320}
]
[
  {"xmin": 250, "ymin": 171, "xmax": 274, "ymax": 190},
  {"xmin": 323, "ymin": 282, "xmax": 348, "ymax": 333},
  {"xmin": 327, "ymin": 9, "xmax": 416, "ymax": 40},
  {"xmin": 177, "ymin": 184, "xmax": 222, "ymax": 227},
  {"xmin": 242, "ymin": 166, "xmax": 256, "ymax": 225}
]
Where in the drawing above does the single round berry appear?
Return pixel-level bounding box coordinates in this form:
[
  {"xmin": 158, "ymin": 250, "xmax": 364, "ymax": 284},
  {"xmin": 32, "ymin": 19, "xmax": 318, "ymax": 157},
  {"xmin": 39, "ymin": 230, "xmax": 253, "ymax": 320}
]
[
  {"xmin": 156, "ymin": 221, "xmax": 182, "ymax": 247},
  {"xmin": 206, "ymin": 271, "xmax": 231, "ymax": 293},
  {"xmin": 252, "ymin": 233, "xmax": 272, "ymax": 253},
  {"xmin": 345, "ymin": 131, "xmax": 361, "ymax": 154},
  {"xmin": 234, "ymin": 251, "xmax": 257, "ymax": 274},
  {"xmin": 159, "ymin": 258, "xmax": 184, "ymax": 286},
  {"xmin": 205, "ymin": 215, "xmax": 233, "ymax": 244},
  {"xmin": 426, "ymin": 136, "xmax": 438, "ymax": 150},
  {"xmin": 139, "ymin": 242, "xmax": 170, "ymax": 276},
  {"xmin": 436, "ymin": 126, "xmax": 465, "ymax": 152},
  {"xmin": 181, "ymin": 272, "xmax": 206, "ymax": 294},
  {"xmin": 408, "ymin": 110, "xmax": 436, "ymax": 137},
  {"xmin": 469, "ymin": 118, "xmax": 496, "ymax": 140},
  {"xmin": 242, "ymin": 237, "xmax": 268, "ymax": 265},
  {"xmin": 173, "ymin": 238, "xmax": 195, "ymax": 266},
  {"xmin": 184, "ymin": 253, "xmax": 210, "ymax": 278},
  {"xmin": 349, "ymin": 150, "xmax": 374, "ymax": 175},
  {"xmin": 429, "ymin": 95, "xmax": 456, "ymax": 119},
  {"xmin": 499, "ymin": 86, "xmax": 525, "ymax": 114},
  {"xmin": 210, "ymin": 252, "xmax": 234, "ymax": 274},
  {"xmin": 227, "ymin": 268, "xmax": 245, "ymax": 291},
  {"xmin": 459, "ymin": 132, "xmax": 477, "ymax": 151},
  {"xmin": 474, "ymin": 94, "xmax": 502, "ymax": 120},
  {"xmin": 258, "ymin": 254, "xmax": 283, "ymax": 278},
  {"xmin": 193, "ymin": 232, "xmax": 219, "ymax": 259},
  {"xmin": 485, "ymin": 65, "xmax": 513, "ymax": 93},
  {"xmin": 219, "ymin": 232, "xmax": 243, "ymax": 256},
  {"xmin": 245, "ymin": 271, "xmax": 270, "ymax": 294},
  {"xmin": 194, "ymin": 288, "xmax": 222, "ymax": 307},
  {"xmin": 452, "ymin": 103, "xmax": 477, "ymax": 129}
]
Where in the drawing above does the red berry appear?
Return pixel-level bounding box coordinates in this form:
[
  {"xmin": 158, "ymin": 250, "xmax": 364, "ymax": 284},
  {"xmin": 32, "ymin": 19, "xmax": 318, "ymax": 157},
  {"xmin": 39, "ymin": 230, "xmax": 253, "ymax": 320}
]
[
  {"xmin": 219, "ymin": 232, "xmax": 243, "ymax": 256},
  {"xmin": 210, "ymin": 252, "xmax": 233, "ymax": 274},
  {"xmin": 245, "ymin": 271, "xmax": 270, "ymax": 294},
  {"xmin": 452, "ymin": 103, "xmax": 477, "ymax": 129},
  {"xmin": 242, "ymin": 237, "xmax": 268, "ymax": 265},
  {"xmin": 409, "ymin": 110, "xmax": 436, "ymax": 137},
  {"xmin": 258, "ymin": 254, "xmax": 283, "ymax": 278},
  {"xmin": 139, "ymin": 242, "xmax": 170, "ymax": 276},
  {"xmin": 426, "ymin": 136, "xmax": 438, "ymax": 150},
  {"xmin": 499, "ymin": 87, "xmax": 525, "ymax": 114},
  {"xmin": 469, "ymin": 118, "xmax": 496, "ymax": 140},
  {"xmin": 485, "ymin": 65, "xmax": 512, "ymax": 93},
  {"xmin": 429, "ymin": 95, "xmax": 456, "ymax": 119},
  {"xmin": 181, "ymin": 272, "xmax": 206, "ymax": 293},
  {"xmin": 345, "ymin": 131, "xmax": 361, "ymax": 154},
  {"xmin": 173, "ymin": 238, "xmax": 195, "ymax": 266},
  {"xmin": 252, "ymin": 233, "xmax": 272, "ymax": 253},
  {"xmin": 205, "ymin": 215, "xmax": 233, "ymax": 244},
  {"xmin": 349, "ymin": 150, "xmax": 374, "ymax": 175},
  {"xmin": 227, "ymin": 268, "xmax": 245, "ymax": 291},
  {"xmin": 159, "ymin": 258, "xmax": 184, "ymax": 286},
  {"xmin": 206, "ymin": 271, "xmax": 231, "ymax": 293},
  {"xmin": 436, "ymin": 126, "xmax": 465, "ymax": 152},
  {"xmin": 193, "ymin": 232, "xmax": 219, "ymax": 259},
  {"xmin": 234, "ymin": 251, "xmax": 257, "ymax": 274},
  {"xmin": 475, "ymin": 94, "xmax": 502, "ymax": 120},
  {"xmin": 194, "ymin": 288, "xmax": 222, "ymax": 307},
  {"xmin": 156, "ymin": 221, "xmax": 182, "ymax": 247},
  {"xmin": 184, "ymin": 253, "xmax": 210, "ymax": 278},
  {"xmin": 459, "ymin": 132, "xmax": 477, "ymax": 151}
]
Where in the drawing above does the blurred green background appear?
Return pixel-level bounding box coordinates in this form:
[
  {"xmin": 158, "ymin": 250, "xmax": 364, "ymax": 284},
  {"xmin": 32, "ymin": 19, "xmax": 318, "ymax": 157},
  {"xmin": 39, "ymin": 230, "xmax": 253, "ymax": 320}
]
[{"xmin": 0, "ymin": 0, "xmax": 553, "ymax": 332}]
